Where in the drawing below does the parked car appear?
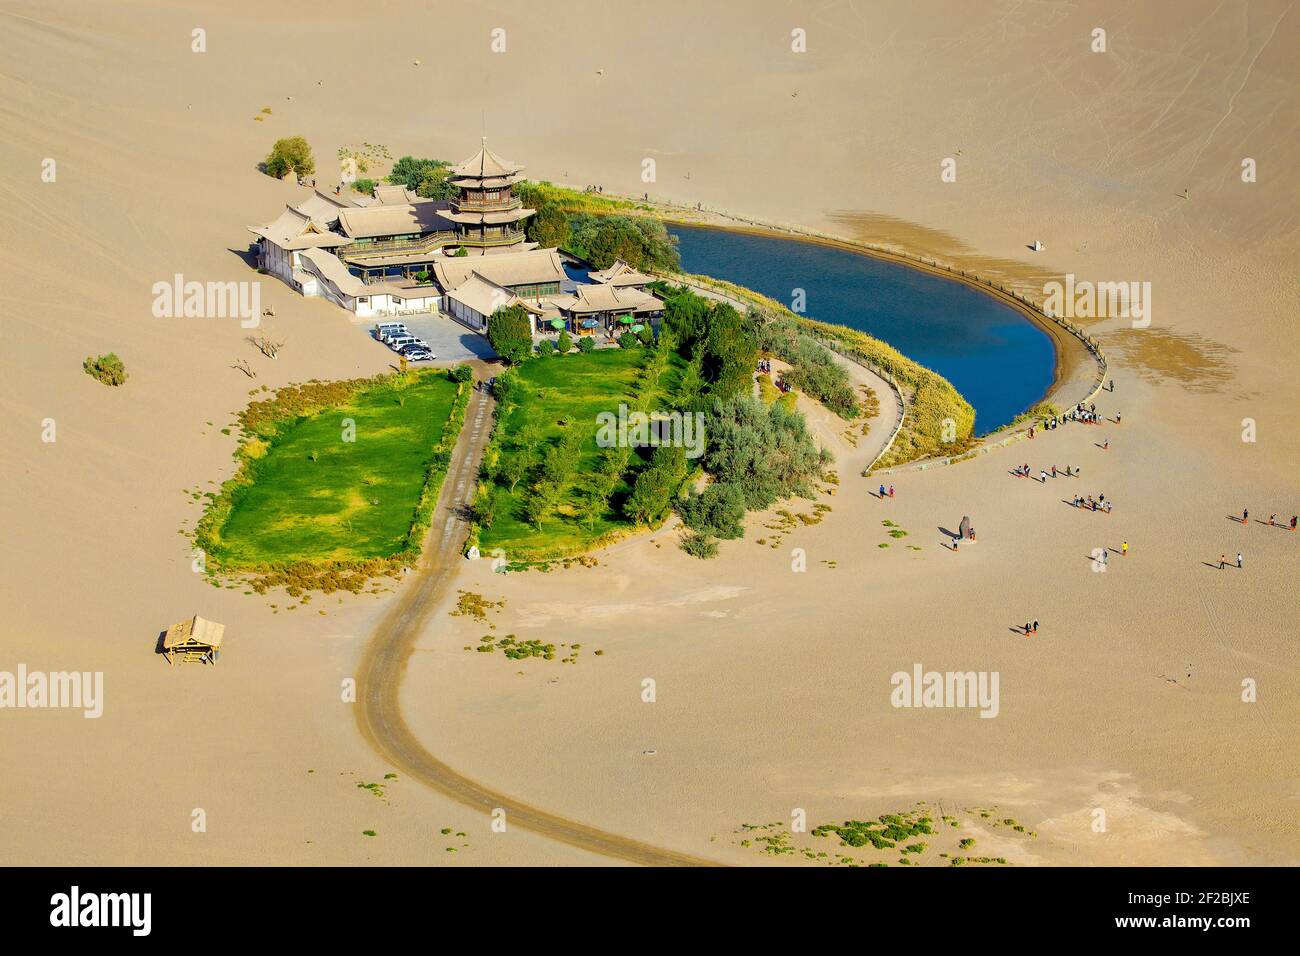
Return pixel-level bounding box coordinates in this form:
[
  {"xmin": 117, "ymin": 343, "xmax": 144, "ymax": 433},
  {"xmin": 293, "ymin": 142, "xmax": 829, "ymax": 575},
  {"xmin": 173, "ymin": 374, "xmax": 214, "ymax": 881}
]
[
  {"xmin": 386, "ymin": 335, "xmax": 418, "ymax": 350},
  {"xmin": 399, "ymin": 341, "xmax": 431, "ymax": 355},
  {"xmin": 374, "ymin": 322, "xmax": 407, "ymax": 341},
  {"xmin": 402, "ymin": 348, "xmax": 434, "ymax": 362}
]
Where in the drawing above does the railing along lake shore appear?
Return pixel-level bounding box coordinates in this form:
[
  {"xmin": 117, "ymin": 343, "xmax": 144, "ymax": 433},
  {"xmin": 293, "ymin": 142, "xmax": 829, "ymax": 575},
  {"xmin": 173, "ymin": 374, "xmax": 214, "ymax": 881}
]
[{"xmin": 628, "ymin": 194, "xmax": 1110, "ymax": 474}]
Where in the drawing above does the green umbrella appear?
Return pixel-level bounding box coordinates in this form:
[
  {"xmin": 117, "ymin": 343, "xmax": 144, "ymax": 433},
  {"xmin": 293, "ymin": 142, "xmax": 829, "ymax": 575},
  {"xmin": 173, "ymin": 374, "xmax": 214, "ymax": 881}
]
[
  {"xmin": 630, "ymin": 324, "xmax": 644, "ymax": 333},
  {"xmin": 549, "ymin": 319, "xmax": 565, "ymax": 330},
  {"xmin": 617, "ymin": 315, "xmax": 635, "ymax": 324}
]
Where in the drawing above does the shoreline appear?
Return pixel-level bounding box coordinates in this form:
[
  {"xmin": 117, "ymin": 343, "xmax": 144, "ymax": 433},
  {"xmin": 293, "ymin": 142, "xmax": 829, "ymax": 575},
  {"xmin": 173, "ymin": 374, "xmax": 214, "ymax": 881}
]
[{"xmin": 571, "ymin": 189, "xmax": 1102, "ymax": 424}]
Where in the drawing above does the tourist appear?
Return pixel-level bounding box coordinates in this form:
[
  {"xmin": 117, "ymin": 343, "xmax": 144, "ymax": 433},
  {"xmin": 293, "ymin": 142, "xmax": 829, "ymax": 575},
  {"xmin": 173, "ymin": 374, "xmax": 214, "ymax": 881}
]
[
  {"xmin": 1029, "ymin": 426, "xmax": 1035, "ymax": 439},
  {"xmin": 1291, "ymin": 515, "xmax": 1298, "ymax": 530},
  {"xmin": 1122, "ymin": 541, "xmax": 1128, "ymax": 556},
  {"xmin": 1220, "ymin": 554, "xmax": 1227, "ymax": 570},
  {"xmin": 888, "ymin": 485, "xmax": 895, "ymax": 498},
  {"xmin": 1242, "ymin": 508, "xmax": 1249, "ymax": 523},
  {"xmin": 1116, "ymin": 412, "xmax": 1122, "ymax": 424},
  {"xmin": 1269, "ymin": 513, "xmax": 1277, "ymax": 527},
  {"xmin": 879, "ymin": 484, "xmax": 886, "ymax": 499},
  {"xmin": 1040, "ymin": 469, "xmax": 1048, "ymax": 483},
  {"xmin": 1033, "ymin": 620, "xmax": 1039, "ymax": 634},
  {"xmin": 1237, "ymin": 552, "xmax": 1243, "ymax": 569},
  {"xmin": 1051, "ymin": 465, "xmax": 1057, "ymax": 478},
  {"xmin": 1103, "ymin": 439, "xmax": 1109, "ymax": 451}
]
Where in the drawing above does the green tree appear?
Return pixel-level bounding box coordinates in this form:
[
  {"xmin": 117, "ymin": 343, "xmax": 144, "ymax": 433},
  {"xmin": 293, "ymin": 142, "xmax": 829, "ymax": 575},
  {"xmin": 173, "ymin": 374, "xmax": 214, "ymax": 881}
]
[
  {"xmin": 529, "ymin": 201, "xmax": 572, "ymax": 249},
  {"xmin": 264, "ymin": 136, "xmax": 315, "ymax": 179},
  {"xmin": 487, "ymin": 304, "xmax": 534, "ymax": 364},
  {"xmin": 555, "ymin": 330, "xmax": 573, "ymax": 354},
  {"xmin": 702, "ymin": 303, "xmax": 758, "ymax": 402}
]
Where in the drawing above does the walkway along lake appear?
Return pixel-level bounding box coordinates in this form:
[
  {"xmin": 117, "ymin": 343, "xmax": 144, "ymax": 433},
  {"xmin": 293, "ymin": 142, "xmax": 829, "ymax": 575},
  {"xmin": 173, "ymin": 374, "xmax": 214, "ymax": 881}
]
[{"xmin": 668, "ymin": 223, "xmax": 1056, "ymax": 433}]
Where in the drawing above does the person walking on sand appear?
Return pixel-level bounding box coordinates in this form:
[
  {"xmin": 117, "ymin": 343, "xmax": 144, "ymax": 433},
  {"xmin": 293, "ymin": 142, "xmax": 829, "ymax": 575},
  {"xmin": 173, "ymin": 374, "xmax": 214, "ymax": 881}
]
[
  {"xmin": 1269, "ymin": 513, "xmax": 1277, "ymax": 527},
  {"xmin": 879, "ymin": 484, "xmax": 886, "ymax": 499},
  {"xmin": 1122, "ymin": 541, "xmax": 1128, "ymax": 557},
  {"xmin": 1033, "ymin": 620, "xmax": 1039, "ymax": 634},
  {"xmin": 1237, "ymin": 552, "xmax": 1243, "ymax": 569},
  {"xmin": 888, "ymin": 485, "xmax": 895, "ymax": 498},
  {"xmin": 1219, "ymin": 554, "xmax": 1226, "ymax": 570},
  {"xmin": 1040, "ymin": 469, "xmax": 1048, "ymax": 483},
  {"xmin": 1242, "ymin": 508, "xmax": 1249, "ymax": 524},
  {"xmin": 1103, "ymin": 439, "xmax": 1109, "ymax": 451},
  {"xmin": 1116, "ymin": 412, "xmax": 1122, "ymax": 424},
  {"xmin": 1291, "ymin": 515, "xmax": 1298, "ymax": 531},
  {"xmin": 1051, "ymin": 465, "xmax": 1057, "ymax": 478}
]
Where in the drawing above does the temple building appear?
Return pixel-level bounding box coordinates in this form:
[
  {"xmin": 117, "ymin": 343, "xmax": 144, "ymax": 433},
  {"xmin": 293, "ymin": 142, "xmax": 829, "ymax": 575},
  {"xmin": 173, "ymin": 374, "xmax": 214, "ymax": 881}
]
[
  {"xmin": 247, "ymin": 140, "xmax": 663, "ymax": 329},
  {"xmin": 440, "ymin": 139, "xmax": 537, "ymax": 252}
]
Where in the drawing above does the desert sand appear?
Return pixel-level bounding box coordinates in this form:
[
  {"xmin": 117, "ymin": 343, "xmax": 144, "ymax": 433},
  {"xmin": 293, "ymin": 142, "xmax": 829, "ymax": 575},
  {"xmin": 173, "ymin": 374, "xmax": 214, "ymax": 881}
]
[{"xmin": 0, "ymin": 0, "xmax": 1295, "ymax": 866}]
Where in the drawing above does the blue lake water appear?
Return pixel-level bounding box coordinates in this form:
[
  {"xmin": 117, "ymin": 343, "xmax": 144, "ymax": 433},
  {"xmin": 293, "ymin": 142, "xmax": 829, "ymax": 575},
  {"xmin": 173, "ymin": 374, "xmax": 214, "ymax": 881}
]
[{"xmin": 668, "ymin": 224, "xmax": 1055, "ymax": 433}]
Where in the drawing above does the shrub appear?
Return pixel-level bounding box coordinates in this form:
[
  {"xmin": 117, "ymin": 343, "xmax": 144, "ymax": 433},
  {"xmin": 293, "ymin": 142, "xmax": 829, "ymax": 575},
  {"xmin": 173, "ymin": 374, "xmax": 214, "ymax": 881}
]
[
  {"xmin": 576, "ymin": 336, "xmax": 595, "ymax": 353},
  {"xmin": 555, "ymin": 330, "xmax": 573, "ymax": 354},
  {"xmin": 264, "ymin": 136, "xmax": 315, "ymax": 179},
  {"xmin": 448, "ymin": 364, "xmax": 473, "ymax": 383},
  {"xmin": 637, "ymin": 325, "xmax": 655, "ymax": 346},
  {"xmin": 679, "ymin": 532, "xmax": 718, "ymax": 559},
  {"xmin": 617, "ymin": 332, "xmax": 638, "ymax": 349},
  {"xmin": 535, "ymin": 339, "xmax": 555, "ymax": 358},
  {"xmin": 351, "ymin": 178, "xmax": 377, "ymax": 195},
  {"xmin": 83, "ymin": 353, "xmax": 127, "ymax": 387},
  {"xmin": 676, "ymin": 482, "xmax": 746, "ymax": 539}
]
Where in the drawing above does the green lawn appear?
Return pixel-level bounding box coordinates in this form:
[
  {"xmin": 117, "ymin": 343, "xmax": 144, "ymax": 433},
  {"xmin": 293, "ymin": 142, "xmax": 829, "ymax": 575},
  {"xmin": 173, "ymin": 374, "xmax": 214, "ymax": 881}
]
[
  {"xmin": 208, "ymin": 371, "xmax": 462, "ymax": 567},
  {"xmin": 478, "ymin": 347, "xmax": 686, "ymax": 559}
]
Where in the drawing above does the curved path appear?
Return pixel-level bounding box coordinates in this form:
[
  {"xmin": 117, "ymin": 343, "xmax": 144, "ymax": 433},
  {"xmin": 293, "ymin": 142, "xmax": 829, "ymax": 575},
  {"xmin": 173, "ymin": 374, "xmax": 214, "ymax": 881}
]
[{"xmin": 353, "ymin": 377, "xmax": 718, "ymax": 866}]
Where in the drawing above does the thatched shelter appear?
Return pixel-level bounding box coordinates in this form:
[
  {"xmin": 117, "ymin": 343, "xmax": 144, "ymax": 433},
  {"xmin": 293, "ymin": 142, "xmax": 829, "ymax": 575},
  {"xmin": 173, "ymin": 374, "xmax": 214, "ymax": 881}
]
[{"xmin": 162, "ymin": 615, "xmax": 225, "ymax": 665}]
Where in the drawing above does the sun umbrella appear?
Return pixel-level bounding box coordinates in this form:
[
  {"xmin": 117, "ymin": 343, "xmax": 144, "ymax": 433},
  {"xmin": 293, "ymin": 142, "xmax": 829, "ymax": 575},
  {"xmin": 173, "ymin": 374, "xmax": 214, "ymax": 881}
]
[
  {"xmin": 549, "ymin": 319, "xmax": 565, "ymax": 330},
  {"xmin": 617, "ymin": 315, "xmax": 635, "ymax": 324},
  {"xmin": 630, "ymin": 324, "xmax": 644, "ymax": 333}
]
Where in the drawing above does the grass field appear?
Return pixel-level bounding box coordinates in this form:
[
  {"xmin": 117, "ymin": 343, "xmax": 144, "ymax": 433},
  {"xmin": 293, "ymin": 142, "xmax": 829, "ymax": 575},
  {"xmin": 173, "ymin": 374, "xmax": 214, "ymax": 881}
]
[
  {"xmin": 204, "ymin": 370, "xmax": 463, "ymax": 569},
  {"xmin": 477, "ymin": 346, "xmax": 686, "ymax": 559}
]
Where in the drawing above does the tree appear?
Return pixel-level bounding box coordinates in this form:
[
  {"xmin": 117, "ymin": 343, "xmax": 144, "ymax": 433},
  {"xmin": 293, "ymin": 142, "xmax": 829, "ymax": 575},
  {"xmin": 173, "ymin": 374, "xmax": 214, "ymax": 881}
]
[
  {"xmin": 576, "ymin": 336, "xmax": 595, "ymax": 353},
  {"xmin": 676, "ymin": 482, "xmax": 746, "ymax": 539},
  {"xmin": 498, "ymin": 453, "xmax": 529, "ymax": 493},
  {"xmin": 529, "ymin": 202, "xmax": 572, "ymax": 249},
  {"xmin": 555, "ymin": 330, "xmax": 573, "ymax": 354},
  {"xmin": 449, "ymin": 364, "xmax": 473, "ymax": 383},
  {"xmin": 618, "ymin": 332, "xmax": 638, "ymax": 349},
  {"xmin": 702, "ymin": 303, "xmax": 758, "ymax": 402},
  {"xmin": 625, "ymin": 445, "xmax": 687, "ymax": 525},
  {"xmin": 264, "ymin": 136, "xmax": 315, "ymax": 179},
  {"xmin": 487, "ymin": 304, "xmax": 534, "ymax": 364},
  {"xmin": 416, "ymin": 165, "xmax": 457, "ymax": 200}
]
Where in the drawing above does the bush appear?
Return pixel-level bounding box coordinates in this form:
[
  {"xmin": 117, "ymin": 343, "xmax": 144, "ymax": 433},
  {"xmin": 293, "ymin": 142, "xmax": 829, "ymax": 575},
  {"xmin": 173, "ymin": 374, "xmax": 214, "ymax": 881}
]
[
  {"xmin": 264, "ymin": 136, "xmax": 315, "ymax": 179},
  {"xmin": 676, "ymin": 482, "xmax": 746, "ymax": 539},
  {"xmin": 83, "ymin": 353, "xmax": 127, "ymax": 387},
  {"xmin": 617, "ymin": 332, "xmax": 638, "ymax": 349},
  {"xmin": 555, "ymin": 330, "xmax": 573, "ymax": 354},
  {"xmin": 536, "ymin": 339, "xmax": 555, "ymax": 358},
  {"xmin": 637, "ymin": 325, "xmax": 655, "ymax": 346},
  {"xmin": 702, "ymin": 395, "xmax": 830, "ymax": 510},
  {"xmin": 679, "ymin": 532, "xmax": 719, "ymax": 559},
  {"xmin": 351, "ymin": 178, "xmax": 376, "ymax": 195},
  {"xmin": 449, "ymin": 364, "xmax": 473, "ymax": 383},
  {"xmin": 576, "ymin": 336, "xmax": 595, "ymax": 353}
]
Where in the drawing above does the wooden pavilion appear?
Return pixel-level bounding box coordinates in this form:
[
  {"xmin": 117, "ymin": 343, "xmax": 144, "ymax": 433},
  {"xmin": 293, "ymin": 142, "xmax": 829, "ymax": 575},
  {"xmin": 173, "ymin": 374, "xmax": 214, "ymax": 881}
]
[{"xmin": 162, "ymin": 615, "xmax": 225, "ymax": 666}]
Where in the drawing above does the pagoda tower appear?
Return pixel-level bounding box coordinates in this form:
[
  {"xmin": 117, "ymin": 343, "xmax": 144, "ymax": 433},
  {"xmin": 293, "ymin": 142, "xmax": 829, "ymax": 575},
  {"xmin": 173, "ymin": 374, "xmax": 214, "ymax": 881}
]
[{"xmin": 443, "ymin": 139, "xmax": 535, "ymax": 251}]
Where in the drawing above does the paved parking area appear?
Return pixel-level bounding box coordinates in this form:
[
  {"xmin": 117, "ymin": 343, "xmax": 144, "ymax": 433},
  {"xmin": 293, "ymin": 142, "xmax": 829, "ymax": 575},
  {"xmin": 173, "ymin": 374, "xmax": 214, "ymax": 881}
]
[{"xmin": 358, "ymin": 312, "xmax": 497, "ymax": 365}]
